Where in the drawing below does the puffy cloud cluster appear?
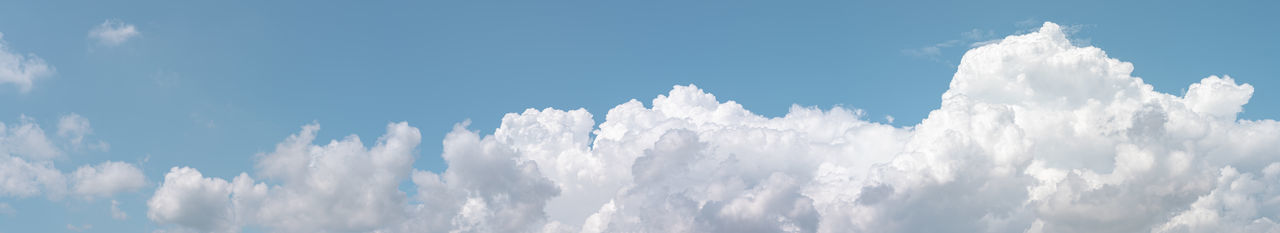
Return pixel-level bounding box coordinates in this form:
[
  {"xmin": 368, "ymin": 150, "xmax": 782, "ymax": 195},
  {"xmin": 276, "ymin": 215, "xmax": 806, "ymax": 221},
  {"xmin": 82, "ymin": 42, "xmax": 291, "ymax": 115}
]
[
  {"xmin": 0, "ymin": 114, "xmax": 146, "ymax": 207},
  {"xmin": 0, "ymin": 32, "xmax": 53, "ymax": 93},
  {"xmin": 147, "ymin": 22, "xmax": 1280, "ymax": 233},
  {"xmin": 148, "ymin": 122, "xmax": 420, "ymax": 233}
]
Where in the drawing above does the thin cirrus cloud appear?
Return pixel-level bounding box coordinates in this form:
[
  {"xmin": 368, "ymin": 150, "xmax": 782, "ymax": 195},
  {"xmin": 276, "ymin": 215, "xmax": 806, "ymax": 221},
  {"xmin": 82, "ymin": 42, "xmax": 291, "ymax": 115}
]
[
  {"xmin": 88, "ymin": 19, "xmax": 139, "ymax": 47},
  {"xmin": 146, "ymin": 22, "xmax": 1280, "ymax": 233}
]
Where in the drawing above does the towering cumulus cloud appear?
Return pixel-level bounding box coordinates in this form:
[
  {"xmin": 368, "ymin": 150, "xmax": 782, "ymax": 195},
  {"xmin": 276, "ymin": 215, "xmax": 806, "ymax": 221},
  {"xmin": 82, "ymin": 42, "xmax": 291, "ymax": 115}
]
[{"xmin": 148, "ymin": 22, "xmax": 1280, "ymax": 233}]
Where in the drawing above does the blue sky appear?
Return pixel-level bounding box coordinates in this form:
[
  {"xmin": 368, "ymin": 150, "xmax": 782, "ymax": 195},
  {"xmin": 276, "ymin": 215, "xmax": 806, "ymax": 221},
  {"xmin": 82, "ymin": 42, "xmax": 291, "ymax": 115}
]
[{"xmin": 1, "ymin": 1, "xmax": 1278, "ymax": 232}]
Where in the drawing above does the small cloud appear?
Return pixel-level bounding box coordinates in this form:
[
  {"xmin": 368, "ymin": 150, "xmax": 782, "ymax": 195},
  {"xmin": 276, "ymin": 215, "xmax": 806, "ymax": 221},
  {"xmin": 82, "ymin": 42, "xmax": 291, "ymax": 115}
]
[
  {"xmin": 0, "ymin": 202, "xmax": 15, "ymax": 216},
  {"xmin": 152, "ymin": 69, "xmax": 181, "ymax": 88},
  {"xmin": 57, "ymin": 113, "xmax": 92, "ymax": 146},
  {"xmin": 111, "ymin": 200, "xmax": 128, "ymax": 220},
  {"xmin": 961, "ymin": 28, "xmax": 995, "ymax": 40},
  {"xmin": 88, "ymin": 19, "xmax": 139, "ymax": 46},
  {"xmin": 0, "ymin": 33, "xmax": 54, "ymax": 93},
  {"xmin": 903, "ymin": 28, "xmax": 998, "ymax": 66},
  {"xmin": 66, "ymin": 224, "xmax": 92, "ymax": 232}
]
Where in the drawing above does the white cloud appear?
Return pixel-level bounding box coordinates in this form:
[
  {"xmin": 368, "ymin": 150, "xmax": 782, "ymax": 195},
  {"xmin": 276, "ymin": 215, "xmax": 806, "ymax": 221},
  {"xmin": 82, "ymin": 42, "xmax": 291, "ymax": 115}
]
[
  {"xmin": 0, "ymin": 115, "xmax": 143, "ymax": 203},
  {"xmin": 71, "ymin": 161, "xmax": 146, "ymax": 199},
  {"xmin": 145, "ymin": 22, "xmax": 1280, "ymax": 233},
  {"xmin": 1153, "ymin": 165, "xmax": 1280, "ymax": 233},
  {"xmin": 149, "ymin": 122, "xmax": 420, "ymax": 233},
  {"xmin": 146, "ymin": 167, "xmax": 246, "ymax": 233},
  {"xmin": 0, "ymin": 156, "xmax": 66, "ymax": 199},
  {"xmin": 57, "ymin": 113, "xmax": 91, "ymax": 146},
  {"xmin": 57, "ymin": 113, "xmax": 109, "ymax": 152},
  {"xmin": 0, "ymin": 202, "xmax": 15, "ymax": 216},
  {"xmin": 88, "ymin": 19, "xmax": 139, "ymax": 46},
  {"xmin": 0, "ymin": 116, "xmax": 67, "ymax": 199},
  {"xmin": 111, "ymin": 199, "xmax": 128, "ymax": 220},
  {"xmin": 2, "ymin": 115, "xmax": 63, "ymax": 160},
  {"xmin": 394, "ymin": 121, "xmax": 561, "ymax": 232},
  {"xmin": 0, "ymin": 33, "xmax": 53, "ymax": 93}
]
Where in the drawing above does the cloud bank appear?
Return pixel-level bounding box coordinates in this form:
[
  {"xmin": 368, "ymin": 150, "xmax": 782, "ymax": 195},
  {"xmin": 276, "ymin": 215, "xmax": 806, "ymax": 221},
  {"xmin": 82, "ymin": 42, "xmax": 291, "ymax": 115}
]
[{"xmin": 147, "ymin": 22, "xmax": 1280, "ymax": 233}]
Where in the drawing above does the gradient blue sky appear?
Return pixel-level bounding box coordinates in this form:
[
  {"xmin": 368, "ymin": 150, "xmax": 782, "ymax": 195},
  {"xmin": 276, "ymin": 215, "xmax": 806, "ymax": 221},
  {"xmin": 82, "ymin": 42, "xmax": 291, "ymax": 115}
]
[{"xmin": 1, "ymin": 0, "xmax": 1278, "ymax": 232}]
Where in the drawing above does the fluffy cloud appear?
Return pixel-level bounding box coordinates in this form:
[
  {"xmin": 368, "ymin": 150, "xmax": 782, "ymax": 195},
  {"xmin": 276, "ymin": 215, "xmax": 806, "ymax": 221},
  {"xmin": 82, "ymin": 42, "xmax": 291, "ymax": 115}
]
[
  {"xmin": 2, "ymin": 115, "xmax": 62, "ymax": 160},
  {"xmin": 88, "ymin": 19, "xmax": 139, "ymax": 46},
  {"xmin": 1, "ymin": 116, "xmax": 67, "ymax": 198},
  {"xmin": 0, "ymin": 155, "xmax": 65, "ymax": 198},
  {"xmin": 71, "ymin": 161, "xmax": 146, "ymax": 199},
  {"xmin": 147, "ymin": 22, "xmax": 1280, "ymax": 233},
  {"xmin": 0, "ymin": 33, "xmax": 53, "ymax": 93},
  {"xmin": 149, "ymin": 122, "xmax": 419, "ymax": 233},
  {"xmin": 0, "ymin": 115, "xmax": 145, "ymax": 202},
  {"xmin": 147, "ymin": 166, "xmax": 253, "ymax": 233}
]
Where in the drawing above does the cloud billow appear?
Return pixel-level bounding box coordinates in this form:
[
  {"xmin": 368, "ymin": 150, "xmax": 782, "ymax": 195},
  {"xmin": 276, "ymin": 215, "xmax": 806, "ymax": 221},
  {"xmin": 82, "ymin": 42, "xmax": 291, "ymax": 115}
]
[{"xmin": 147, "ymin": 22, "xmax": 1280, "ymax": 233}]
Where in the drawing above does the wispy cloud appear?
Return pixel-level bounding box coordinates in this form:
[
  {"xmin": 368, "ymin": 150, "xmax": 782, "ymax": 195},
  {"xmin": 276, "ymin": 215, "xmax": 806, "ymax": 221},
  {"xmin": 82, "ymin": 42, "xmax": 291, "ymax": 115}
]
[
  {"xmin": 902, "ymin": 28, "xmax": 997, "ymax": 66},
  {"xmin": 88, "ymin": 19, "xmax": 139, "ymax": 46}
]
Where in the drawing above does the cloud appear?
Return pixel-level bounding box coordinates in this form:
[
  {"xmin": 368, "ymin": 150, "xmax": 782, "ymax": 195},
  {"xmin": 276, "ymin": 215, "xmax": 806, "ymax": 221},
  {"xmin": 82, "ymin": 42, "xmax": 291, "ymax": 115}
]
[
  {"xmin": 57, "ymin": 113, "xmax": 92, "ymax": 146},
  {"xmin": 0, "ymin": 156, "xmax": 66, "ymax": 198},
  {"xmin": 0, "ymin": 202, "xmax": 13, "ymax": 216},
  {"xmin": 66, "ymin": 223, "xmax": 92, "ymax": 232},
  {"xmin": 2, "ymin": 115, "xmax": 62, "ymax": 160},
  {"xmin": 71, "ymin": 161, "xmax": 146, "ymax": 199},
  {"xmin": 1, "ymin": 116, "xmax": 67, "ymax": 199},
  {"xmin": 58, "ymin": 113, "xmax": 109, "ymax": 151},
  {"xmin": 146, "ymin": 22, "xmax": 1280, "ymax": 233},
  {"xmin": 0, "ymin": 115, "xmax": 144, "ymax": 203},
  {"xmin": 0, "ymin": 33, "xmax": 53, "ymax": 93},
  {"xmin": 88, "ymin": 19, "xmax": 139, "ymax": 46},
  {"xmin": 149, "ymin": 122, "xmax": 420, "ymax": 233},
  {"xmin": 903, "ymin": 28, "xmax": 998, "ymax": 65},
  {"xmin": 395, "ymin": 121, "xmax": 561, "ymax": 232},
  {"xmin": 146, "ymin": 166, "xmax": 247, "ymax": 233},
  {"xmin": 111, "ymin": 200, "xmax": 128, "ymax": 220}
]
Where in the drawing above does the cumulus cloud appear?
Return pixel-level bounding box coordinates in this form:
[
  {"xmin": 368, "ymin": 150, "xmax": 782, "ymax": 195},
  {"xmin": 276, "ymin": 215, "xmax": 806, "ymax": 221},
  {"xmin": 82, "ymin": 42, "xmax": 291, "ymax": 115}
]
[
  {"xmin": 0, "ymin": 115, "xmax": 144, "ymax": 202},
  {"xmin": 1, "ymin": 116, "xmax": 67, "ymax": 199},
  {"xmin": 147, "ymin": 166, "xmax": 249, "ymax": 233},
  {"xmin": 0, "ymin": 33, "xmax": 53, "ymax": 93},
  {"xmin": 146, "ymin": 22, "xmax": 1280, "ymax": 233},
  {"xmin": 149, "ymin": 122, "xmax": 420, "ymax": 233},
  {"xmin": 2, "ymin": 115, "xmax": 62, "ymax": 160},
  {"xmin": 88, "ymin": 19, "xmax": 139, "ymax": 46},
  {"xmin": 71, "ymin": 161, "xmax": 146, "ymax": 199}
]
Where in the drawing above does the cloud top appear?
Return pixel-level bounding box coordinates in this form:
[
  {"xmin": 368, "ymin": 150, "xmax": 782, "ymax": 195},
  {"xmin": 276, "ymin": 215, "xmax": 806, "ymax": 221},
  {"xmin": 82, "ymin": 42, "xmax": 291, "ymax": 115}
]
[{"xmin": 146, "ymin": 22, "xmax": 1280, "ymax": 233}]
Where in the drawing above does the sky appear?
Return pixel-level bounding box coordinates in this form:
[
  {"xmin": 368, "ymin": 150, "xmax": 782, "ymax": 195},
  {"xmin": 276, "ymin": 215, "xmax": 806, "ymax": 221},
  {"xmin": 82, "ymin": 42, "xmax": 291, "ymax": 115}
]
[{"xmin": 1, "ymin": 1, "xmax": 1279, "ymax": 233}]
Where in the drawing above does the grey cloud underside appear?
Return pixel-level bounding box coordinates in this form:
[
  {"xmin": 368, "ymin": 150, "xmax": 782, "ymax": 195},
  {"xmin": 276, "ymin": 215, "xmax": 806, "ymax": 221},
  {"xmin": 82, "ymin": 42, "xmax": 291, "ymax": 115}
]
[{"xmin": 148, "ymin": 22, "xmax": 1280, "ymax": 233}]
